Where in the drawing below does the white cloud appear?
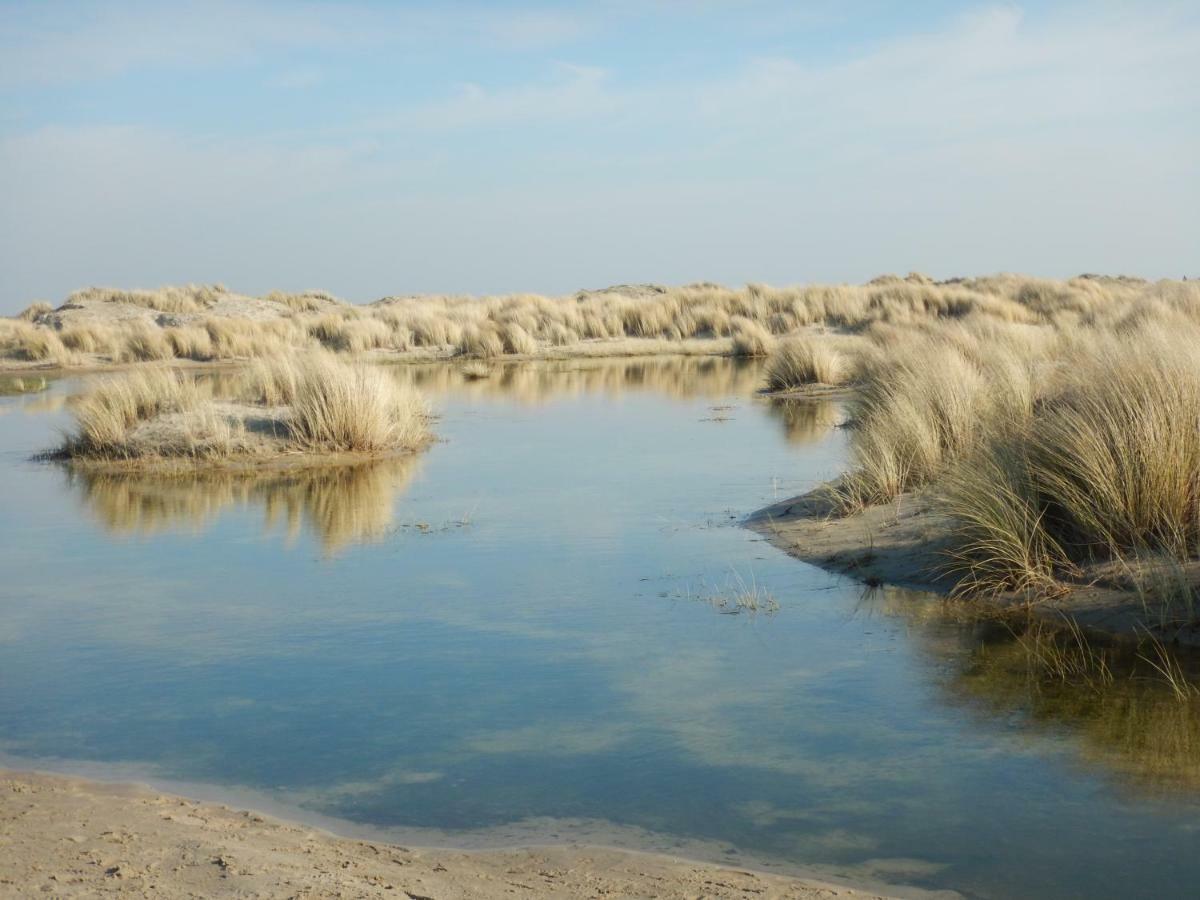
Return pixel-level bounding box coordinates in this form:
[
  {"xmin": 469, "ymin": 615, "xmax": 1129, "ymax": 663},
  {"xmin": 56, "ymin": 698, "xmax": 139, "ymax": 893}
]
[
  {"xmin": 1, "ymin": 3, "xmax": 1197, "ymax": 307},
  {"xmin": 0, "ymin": 1, "xmax": 359, "ymax": 85},
  {"xmin": 0, "ymin": 1, "xmax": 592, "ymax": 86},
  {"xmin": 394, "ymin": 64, "xmax": 616, "ymax": 131},
  {"xmin": 693, "ymin": 4, "xmax": 1199, "ymax": 147}
]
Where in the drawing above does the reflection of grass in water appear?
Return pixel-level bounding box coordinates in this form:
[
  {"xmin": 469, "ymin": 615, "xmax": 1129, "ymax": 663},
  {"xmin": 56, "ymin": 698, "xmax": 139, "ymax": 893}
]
[
  {"xmin": 852, "ymin": 587, "xmax": 1200, "ymax": 795},
  {"xmin": 69, "ymin": 455, "xmax": 421, "ymax": 553},
  {"xmin": 196, "ymin": 356, "xmax": 768, "ymax": 406},
  {"xmin": 765, "ymin": 398, "xmax": 841, "ymax": 446},
  {"xmin": 950, "ymin": 618, "xmax": 1200, "ymax": 791},
  {"xmin": 459, "ymin": 361, "xmax": 493, "ymax": 380},
  {"xmin": 1121, "ymin": 551, "xmax": 1200, "ymax": 632},
  {"xmin": 396, "ymin": 356, "xmax": 769, "ymax": 405},
  {"xmin": 1013, "ymin": 616, "xmax": 1114, "ymax": 687},
  {"xmin": 0, "ymin": 375, "xmax": 49, "ymax": 396},
  {"xmin": 1137, "ymin": 631, "xmax": 1200, "ymax": 701}
]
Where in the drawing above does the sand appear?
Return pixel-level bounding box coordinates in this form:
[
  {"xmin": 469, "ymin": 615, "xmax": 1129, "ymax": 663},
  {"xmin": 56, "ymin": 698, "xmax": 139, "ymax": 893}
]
[
  {"xmin": 0, "ymin": 770, "xmax": 924, "ymax": 900},
  {"xmin": 748, "ymin": 488, "xmax": 1200, "ymax": 647}
]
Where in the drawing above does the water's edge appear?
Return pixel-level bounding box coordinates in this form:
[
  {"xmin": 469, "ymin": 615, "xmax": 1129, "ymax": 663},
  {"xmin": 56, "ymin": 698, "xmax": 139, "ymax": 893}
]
[
  {"xmin": 747, "ymin": 488, "xmax": 1200, "ymax": 648},
  {"xmin": 0, "ymin": 756, "xmax": 942, "ymax": 899}
]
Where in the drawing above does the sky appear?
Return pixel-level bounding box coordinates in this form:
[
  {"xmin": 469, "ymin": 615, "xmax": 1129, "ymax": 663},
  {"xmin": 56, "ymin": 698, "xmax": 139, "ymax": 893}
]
[{"xmin": 0, "ymin": 1, "xmax": 1197, "ymax": 311}]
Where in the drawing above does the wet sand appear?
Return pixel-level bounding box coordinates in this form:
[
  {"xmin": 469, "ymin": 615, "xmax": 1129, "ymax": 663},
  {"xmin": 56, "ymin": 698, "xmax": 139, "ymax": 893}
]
[{"xmin": 0, "ymin": 770, "xmax": 944, "ymax": 899}]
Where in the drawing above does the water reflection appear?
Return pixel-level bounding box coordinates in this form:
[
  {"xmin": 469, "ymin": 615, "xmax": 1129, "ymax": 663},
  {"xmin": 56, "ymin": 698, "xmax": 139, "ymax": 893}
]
[
  {"xmin": 765, "ymin": 398, "xmax": 842, "ymax": 446},
  {"xmin": 66, "ymin": 456, "xmax": 421, "ymax": 553},
  {"xmin": 5, "ymin": 357, "xmax": 1200, "ymax": 899},
  {"xmin": 860, "ymin": 587, "xmax": 1200, "ymax": 794},
  {"xmin": 191, "ymin": 356, "xmax": 771, "ymax": 406},
  {"xmin": 397, "ymin": 356, "xmax": 771, "ymax": 404},
  {"xmin": 951, "ymin": 623, "xmax": 1200, "ymax": 793},
  {"xmin": 0, "ymin": 384, "xmax": 65, "ymax": 414},
  {"xmin": 55, "ymin": 358, "xmax": 840, "ymax": 555},
  {"xmin": 0, "ymin": 374, "xmax": 50, "ymax": 397}
]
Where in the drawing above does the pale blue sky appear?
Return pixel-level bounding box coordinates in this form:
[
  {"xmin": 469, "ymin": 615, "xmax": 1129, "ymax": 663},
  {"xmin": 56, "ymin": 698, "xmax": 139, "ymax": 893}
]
[{"xmin": 1, "ymin": 1, "xmax": 1196, "ymax": 310}]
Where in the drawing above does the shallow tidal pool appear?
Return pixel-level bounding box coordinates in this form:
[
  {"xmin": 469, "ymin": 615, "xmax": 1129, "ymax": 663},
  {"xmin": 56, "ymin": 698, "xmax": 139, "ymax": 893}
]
[{"xmin": 1, "ymin": 357, "xmax": 1198, "ymax": 899}]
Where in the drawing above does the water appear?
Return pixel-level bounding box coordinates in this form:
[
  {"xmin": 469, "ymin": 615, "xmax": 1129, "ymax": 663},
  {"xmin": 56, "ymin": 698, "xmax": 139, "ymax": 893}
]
[{"xmin": 1, "ymin": 358, "xmax": 1198, "ymax": 899}]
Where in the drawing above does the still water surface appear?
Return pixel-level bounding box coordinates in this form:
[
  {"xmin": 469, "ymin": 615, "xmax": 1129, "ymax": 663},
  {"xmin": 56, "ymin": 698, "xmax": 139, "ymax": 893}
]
[{"xmin": 1, "ymin": 359, "xmax": 1198, "ymax": 899}]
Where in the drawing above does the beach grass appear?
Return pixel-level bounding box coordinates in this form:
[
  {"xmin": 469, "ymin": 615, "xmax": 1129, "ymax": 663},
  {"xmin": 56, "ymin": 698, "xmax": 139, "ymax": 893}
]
[{"xmin": 54, "ymin": 353, "xmax": 431, "ymax": 465}]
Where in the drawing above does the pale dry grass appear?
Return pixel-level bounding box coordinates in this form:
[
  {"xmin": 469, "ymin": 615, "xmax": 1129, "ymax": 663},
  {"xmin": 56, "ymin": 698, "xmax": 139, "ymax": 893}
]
[
  {"xmin": 204, "ymin": 317, "xmax": 308, "ymax": 359},
  {"xmin": 63, "ymin": 368, "xmax": 206, "ymax": 458},
  {"xmin": 164, "ymin": 325, "xmax": 216, "ymax": 361},
  {"xmin": 67, "ymin": 283, "xmax": 229, "ymax": 314},
  {"xmin": 824, "ymin": 313, "xmax": 1200, "ymax": 604},
  {"xmin": 765, "ymin": 335, "xmax": 846, "ymax": 389},
  {"xmin": 60, "ymin": 322, "xmax": 122, "ymax": 356},
  {"xmin": 456, "ymin": 322, "xmax": 505, "ymax": 358},
  {"xmin": 937, "ymin": 326, "xmax": 1200, "ymax": 597},
  {"xmin": 282, "ymin": 354, "xmax": 430, "ymax": 453},
  {"xmin": 729, "ymin": 317, "xmax": 775, "ymax": 357},
  {"xmin": 0, "ymin": 320, "xmax": 75, "ymax": 366},
  {"xmin": 117, "ymin": 322, "xmax": 174, "ymax": 362},
  {"xmin": 17, "ymin": 301, "xmax": 53, "ymax": 322},
  {"xmin": 9, "ymin": 274, "xmax": 1191, "ymax": 370},
  {"xmin": 55, "ymin": 353, "xmax": 431, "ymax": 464}
]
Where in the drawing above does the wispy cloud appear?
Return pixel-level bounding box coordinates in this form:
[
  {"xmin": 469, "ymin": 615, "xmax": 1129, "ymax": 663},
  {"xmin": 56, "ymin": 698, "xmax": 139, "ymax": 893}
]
[
  {"xmin": 0, "ymin": 1, "xmax": 592, "ymax": 86},
  {"xmin": 394, "ymin": 64, "xmax": 616, "ymax": 131},
  {"xmin": 0, "ymin": 1, "xmax": 359, "ymax": 85},
  {"xmin": 693, "ymin": 4, "xmax": 1200, "ymax": 149},
  {"xmin": 0, "ymin": 2, "xmax": 1196, "ymax": 305}
]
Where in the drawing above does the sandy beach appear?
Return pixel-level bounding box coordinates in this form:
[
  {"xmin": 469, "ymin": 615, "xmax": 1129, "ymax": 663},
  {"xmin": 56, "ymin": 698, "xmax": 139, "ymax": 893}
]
[{"xmin": 0, "ymin": 770, "xmax": 931, "ymax": 899}]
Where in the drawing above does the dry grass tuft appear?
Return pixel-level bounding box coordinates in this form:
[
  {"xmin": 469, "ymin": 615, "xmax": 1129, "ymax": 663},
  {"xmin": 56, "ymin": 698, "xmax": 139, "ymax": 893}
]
[
  {"xmin": 17, "ymin": 301, "xmax": 53, "ymax": 322},
  {"xmin": 55, "ymin": 354, "xmax": 431, "ymax": 464},
  {"xmin": 814, "ymin": 319, "xmax": 1200, "ymax": 606},
  {"xmin": 164, "ymin": 326, "xmax": 216, "ymax": 361},
  {"xmin": 118, "ymin": 322, "xmax": 174, "ymax": 362},
  {"xmin": 284, "ymin": 354, "xmax": 430, "ymax": 453},
  {"xmin": 60, "ymin": 323, "xmax": 120, "ymax": 355},
  {"xmin": 765, "ymin": 335, "xmax": 845, "ymax": 389},
  {"xmin": 457, "ymin": 323, "xmax": 505, "ymax": 359},
  {"xmin": 729, "ymin": 317, "xmax": 775, "ymax": 357},
  {"xmin": 0, "ymin": 320, "xmax": 74, "ymax": 366},
  {"xmin": 936, "ymin": 328, "xmax": 1200, "ymax": 597},
  {"xmin": 68, "ymin": 284, "xmax": 228, "ymax": 314},
  {"xmin": 63, "ymin": 368, "xmax": 204, "ymax": 458}
]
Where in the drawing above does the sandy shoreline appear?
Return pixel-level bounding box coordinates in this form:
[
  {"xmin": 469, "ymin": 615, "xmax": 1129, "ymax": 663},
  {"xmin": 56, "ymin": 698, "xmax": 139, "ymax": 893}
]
[
  {"xmin": 0, "ymin": 768, "xmax": 954, "ymax": 899},
  {"xmin": 748, "ymin": 488, "xmax": 1200, "ymax": 648}
]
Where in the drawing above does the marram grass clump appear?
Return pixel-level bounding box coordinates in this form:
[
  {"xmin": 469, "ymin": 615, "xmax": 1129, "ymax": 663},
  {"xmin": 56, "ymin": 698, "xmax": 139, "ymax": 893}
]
[
  {"xmin": 285, "ymin": 354, "xmax": 430, "ymax": 453},
  {"xmin": 825, "ymin": 313, "xmax": 1200, "ymax": 606},
  {"xmin": 939, "ymin": 327, "xmax": 1200, "ymax": 598},
  {"xmin": 764, "ymin": 335, "xmax": 846, "ymax": 390},
  {"xmin": 53, "ymin": 353, "xmax": 431, "ymax": 466}
]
